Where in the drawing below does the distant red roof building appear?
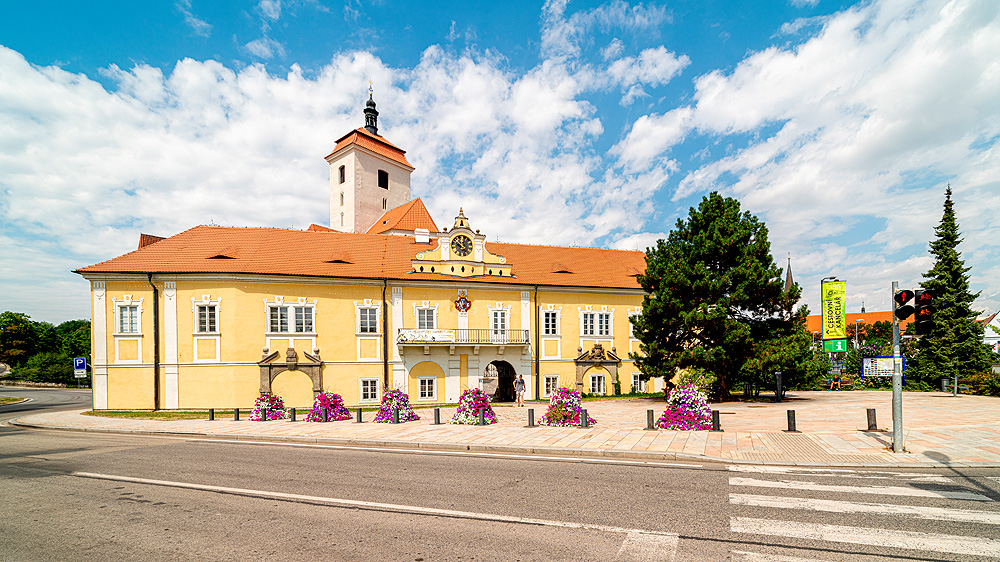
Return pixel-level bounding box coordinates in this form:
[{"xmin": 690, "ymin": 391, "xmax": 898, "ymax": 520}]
[{"xmin": 367, "ymin": 198, "xmax": 439, "ymax": 234}]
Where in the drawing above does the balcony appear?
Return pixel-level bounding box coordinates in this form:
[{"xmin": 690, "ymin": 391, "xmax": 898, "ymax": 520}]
[{"xmin": 396, "ymin": 328, "xmax": 530, "ymax": 350}]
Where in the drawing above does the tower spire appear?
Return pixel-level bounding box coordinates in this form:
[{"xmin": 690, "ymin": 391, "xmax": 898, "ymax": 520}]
[{"xmin": 364, "ymin": 82, "xmax": 379, "ymax": 136}]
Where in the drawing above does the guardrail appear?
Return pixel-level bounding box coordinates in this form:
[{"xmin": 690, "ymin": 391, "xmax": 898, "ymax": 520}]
[{"xmin": 396, "ymin": 328, "xmax": 530, "ymax": 345}]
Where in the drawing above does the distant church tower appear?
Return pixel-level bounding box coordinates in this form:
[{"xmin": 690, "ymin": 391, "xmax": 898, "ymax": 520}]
[{"xmin": 324, "ymin": 89, "xmax": 414, "ymax": 233}]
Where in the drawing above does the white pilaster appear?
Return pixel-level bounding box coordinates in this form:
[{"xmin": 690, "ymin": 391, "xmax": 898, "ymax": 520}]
[
  {"xmin": 92, "ymin": 281, "xmax": 108, "ymax": 409},
  {"xmin": 163, "ymin": 281, "xmax": 179, "ymax": 409},
  {"xmin": 391, "ymin": 286, "xmax": 403, "ymax": 361},
  {"xmin": 447, "ymin": 356, "xmax": 461, "ymax": 403}
]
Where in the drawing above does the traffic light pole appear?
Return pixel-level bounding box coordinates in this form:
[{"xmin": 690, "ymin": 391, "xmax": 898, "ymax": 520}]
[{"xmin": 891, "ymin": 281, "xmax": 903, "ymax": 453}]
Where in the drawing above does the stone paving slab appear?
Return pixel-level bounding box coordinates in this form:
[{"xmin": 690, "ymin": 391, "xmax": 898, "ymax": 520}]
[{"xmin": 8, "ymin": 391, "xmax": 1000, "ymax": 467}]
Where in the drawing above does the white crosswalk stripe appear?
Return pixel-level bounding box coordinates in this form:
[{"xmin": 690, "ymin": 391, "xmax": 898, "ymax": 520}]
[
  {"xmin": 728, "ymin": 465, "xmax": 1000, "ymax": 560},
  {"xmin": 614, "ymin": 531, "xmax": 678, "ymax": 562}
]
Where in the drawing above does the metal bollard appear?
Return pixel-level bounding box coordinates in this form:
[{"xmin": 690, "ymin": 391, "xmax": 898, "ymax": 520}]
[
  {"xmin": 289, "ymin": 408, "xmax": 296, "ymax": 422},
  {"xmin": 234, "ymin": 408, "xmax": 240, "ymax": 421},
  {"xmin": 261, "ymin": 407, "xmax": 268, "ymax": 421},
  {"xmin": 478, "ymin": 408, "xmax": 486, "ymax": 426},
  {"xmin": 785, "ymin": 410, "xmax": 799, "ymax": 433},
  {"xmin": 646, "ymin": 409, "xmax": 655, "ymax": 430},
  {"xmin": 208, "ymin": 408, "xmax": 214, "ymax": 421},
  {"xmin": 434, "ymin": 408, "xmax": 441, "ymax": 425},
  {"xmin": 527, "ymin": 408, "xmax": 534, "ymax": 427},
  {"xmin": 710, "ymin": 410, "xmax": 722, "ymax": 432},
  {"xmin": 355, "ymin": 407, "xmax": 363, "ymax": 423},
  {"xmin": 580, "ymin": 409, "xmax": 589, "ymax": 429},
  {"xmin": 393, "ymin": 408, "xmax": 400, "ymax": 424},
  {"xmin": 323, "ymin": 408, "xmax": 329, "ymax": 423},
  {"xmin": 866, "ymin": 408, "xmax": 877, "ymax": 431}
]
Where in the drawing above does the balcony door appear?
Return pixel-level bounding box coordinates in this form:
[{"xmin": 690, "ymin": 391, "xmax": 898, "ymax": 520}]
[{"xmin": 491, "ymin": 309, "xmax": 508, "ymax": 344}]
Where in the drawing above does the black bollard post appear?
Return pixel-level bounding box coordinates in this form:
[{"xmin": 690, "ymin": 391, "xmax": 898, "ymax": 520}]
[
  {"xmin": 261, "ymin": 407, "xmax": 268, "ymax": 421},
  {"xmin": 356, "ymin": 407, "xmax": 363, "ymax": 423},
  {"xmin": 775, "ymin": 371, "xmax": 783, "ymax": 403},
  {"xmin": 785, "ymin": 410, "xmax": 799, "ymax": 433},
  {"xmin": 580, "ymin": 409, "xmax": 589, "ymax": 429},
  {"xmin": 527, "ymin": 408, "xmax": 534, "ymax": 427},
  {"xmin": 646, "ymin": 409, "xmax": 655, "ymax": 430},
  {"xmin": 234, "ymin": 408, "xmax": 240, "ymax": 421},
  {"xmin": 208, "ymin": 408, "xmax": 214, "ymax": 421},
  {"xmin": 478, "ymin": 408, "xmax": 486, "ymax": 426},
  {"xmin": 289, "ymin": 408, "xmax": 296, "ymax": 422},
  {"xmin": 867, "ymin": 408, "xmax": 877, "ymax": 431},
  {"xmin": 710, "ymin": 410, "xmax": 722, "ymax": 432},
  {"xmin": 434, "ymin": 408, "xmax": 441, "ymax": 425},
  {"xmin": 393, "ymin": 407, "xmax": 400, "ymax": 424},
  {"xmin": 323, "ymin": 409, "xmax": 329, "ymax": 423}
]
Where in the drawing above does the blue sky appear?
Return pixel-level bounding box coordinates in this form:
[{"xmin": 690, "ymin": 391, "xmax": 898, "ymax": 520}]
[{"xmin": 1, "ymin": 0, "xmax": 998, "ymax": 324}]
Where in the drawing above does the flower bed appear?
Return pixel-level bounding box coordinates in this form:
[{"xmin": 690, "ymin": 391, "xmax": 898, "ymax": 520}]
[
  {"xmin": 372, "ymin": 389, "xmax": 420, "ymax": 423},
  {"xmin": 450, "ymin": 388, "xmax": 497, "ymax": 424},
  {"xmin": 656, "ymin": 384, "xmax": 712, "ymax": 430},
  {"xmin": 305, "ymin": 391, "xmax": 352, "ymax": 422},
  {"xmin": 248, "ymin": 393, "xmax": 288, "ymax": 421},
  {"xmin": 539, "ymin": 387, "xmax": 596, "ymax": 427}
]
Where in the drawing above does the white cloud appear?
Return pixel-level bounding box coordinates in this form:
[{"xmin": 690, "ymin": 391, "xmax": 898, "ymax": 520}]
[
  {"xmin": 606, "ymin": 45, "xmax": 690, "ymax": 104},
  {"xmin": 176, "ymin": 0, "xmax": 212, "ymax": 37},
  {"xmin": 790, "ymin": 0, "xmax": 820, "ymax": 7},
  {"xmin": 244, "ymin": 36, "xmax": 287, "ymax": 59},
  {"xmin": 540, "ymin": 0, "xmax": 669, "ymax": 60},
  {"xmin": 257, "ymin": 0, "xmax": 282, "ymax": 22}
]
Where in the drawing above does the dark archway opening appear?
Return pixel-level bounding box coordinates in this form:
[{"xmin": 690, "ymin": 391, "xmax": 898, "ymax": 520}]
[{"xmin": 488, "ymin": 360, "xmax": 517, "ymax": 402}]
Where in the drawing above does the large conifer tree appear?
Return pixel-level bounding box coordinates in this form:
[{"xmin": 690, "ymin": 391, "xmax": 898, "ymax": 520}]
[
  {"xmin": 914, "ymin": 186, "xmax": 992, "ymax": 379},
  {"xmin": 631, "ymin": 192, "xmax": 799, "ymax": 399}
]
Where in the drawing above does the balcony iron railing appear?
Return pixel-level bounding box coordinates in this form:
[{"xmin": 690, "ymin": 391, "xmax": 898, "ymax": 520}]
[{"xmin": 396, "ymin": 328, "xmax": 530, "ymax": 345}]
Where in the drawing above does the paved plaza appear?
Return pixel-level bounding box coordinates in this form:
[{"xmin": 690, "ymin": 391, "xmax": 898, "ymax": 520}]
[{"xmin": 11, "ymin": 390, "xmax": 1000, "ymax": 467}]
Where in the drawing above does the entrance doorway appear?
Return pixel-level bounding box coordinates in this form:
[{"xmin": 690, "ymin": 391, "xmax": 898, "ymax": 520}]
[{"xmin": 487, "ymin": 360, "xmax": 516, "ymax": 402}]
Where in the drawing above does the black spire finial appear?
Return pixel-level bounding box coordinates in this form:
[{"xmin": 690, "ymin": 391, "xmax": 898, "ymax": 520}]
[{"xmin": 364, "ymin": 81, "xmax": 379, "ymax": 135}]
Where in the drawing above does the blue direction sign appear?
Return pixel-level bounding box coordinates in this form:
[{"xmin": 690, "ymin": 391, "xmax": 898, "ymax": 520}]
[{"xmin": 73, "ymin": 357, "xmax": 87, "ymax": 378}]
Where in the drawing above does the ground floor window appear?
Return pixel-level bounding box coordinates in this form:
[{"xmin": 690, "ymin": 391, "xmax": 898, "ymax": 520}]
[
  {"xmin": 590, "ymin": 374, "xmax": 606, "ymax": 395},
  {"xmin": 632, "ymin": 373, "xmax": 647, "ymax": 393},
  {"xmin": 360, "ymin": 378, "xmax": 379, "ymax": 402},
  {"xmin": 543, "ymin": 375, "xmax": 559, "ymax": 397},
  {"xmin": 418, "ymin": 377, "xmax": 436, "ymax": 400}
]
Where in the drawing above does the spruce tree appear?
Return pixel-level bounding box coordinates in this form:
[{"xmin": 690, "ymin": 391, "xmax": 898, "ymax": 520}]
[{"xmin": 914, "ymin": 186, "xmax": 992, "ymax": 380}]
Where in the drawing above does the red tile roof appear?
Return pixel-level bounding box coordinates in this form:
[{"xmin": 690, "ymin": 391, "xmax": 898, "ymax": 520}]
[
  {"xmin": 325, "ymin": 128, "xmax": 413, "ymax": 170},
  {"xmin": 138, "ymin": 233, "xmax": 165, "ymax": 249},
  {"xmin": 805, "ymin": 311, "xmax": 912, "ymax": 334},
  {"xmin": 77, "ymin": 225, "xmax": 645, "ymax": 290},
  {"xmin": 367, "ymin": 198, "xmax": 439, "ymax": 234}
]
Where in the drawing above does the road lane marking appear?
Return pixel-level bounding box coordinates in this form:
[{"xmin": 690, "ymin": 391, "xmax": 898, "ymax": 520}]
[
  {"xmin": 185, "ymin": 438, "xmax": 702, "ymax": 468},
  {"xmin": 71, "ymin": 471, "xmax": 679, "ymax": 538},
  {"xmin": 728, "ymin": 465, "xmax": 953, "ymax": 483},
  {"xmin": 730, "ymin": 493, "xmax": 1000, "ymax": 524},
  {"xmin": 614, "ymin": 531, "xmax": 678, "ymax": 561},
  {"xmin": 731, "ymin": 550, "xmax": 827, "ymax": 562},
  {"xmin": 730, "ymin": 517, "xmax": 1000, "ymax": 558},
  {"xmin": 729, "ymin": 476, "xmax": 993, "ymax": 501}
]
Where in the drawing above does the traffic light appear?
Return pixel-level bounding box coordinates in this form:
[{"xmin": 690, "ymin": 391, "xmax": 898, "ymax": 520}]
[
  {"xmin": 914, "ymin": 289, "xmax": 934, "ymax": 336},
  {"xmin": 893, "ymin": 289, "xmax": 915, "ymax": 320}
]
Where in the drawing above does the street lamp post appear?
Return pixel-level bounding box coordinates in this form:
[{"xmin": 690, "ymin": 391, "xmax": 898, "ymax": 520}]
[{"xmin": 854, "ymin": 318, "xmax": 865, "ymax": 350}]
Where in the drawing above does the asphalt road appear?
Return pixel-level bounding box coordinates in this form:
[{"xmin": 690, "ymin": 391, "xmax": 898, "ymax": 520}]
[{"xmin": 2, "ymin": 388, "xmax": 999, "ymax": 561}]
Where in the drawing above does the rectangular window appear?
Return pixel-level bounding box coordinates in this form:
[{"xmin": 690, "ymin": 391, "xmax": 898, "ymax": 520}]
[
  {"xmin": 294, "ymin": 306, "xmax": 313, "ymax": 333},
  {"xmin": 360, "ymin": 378, "xmax": 378, "ymax": 402},
  {"xmin": 196, "ymin": 305, "xmax": 217, "ymax": 333},
  {"xmin": 632, "ymin": 374, "xmax": 647, "ymax": 394},
  {"xmin": 419, "ymin": 377, "xmax": 436, "ymax": 400},
  {"xmin": 416, "ymin": 308, "xmax": 435, "ymax": 330},
  {"xmin": 543, "ymin": 311, "xmax": 558, "ymax": 335},
  {"xmin": 378, "ymin": 169, "xmax": 389, "ymax": 189},
  {"xmin": 582, "ymin": 312, "xmax": 594, "ymax": 336},
  {"xmin": 629, "ymin": 313, "xmax": 640, "ymax": 338},
  {"xmin": 359, "ymin": 307, "xmax": 379, "ymax": 333},
  {"xmin": 491, "ymin": 309, "xmax": 508, "ymax": 343},
  {"xmin": 590, "ymin": 375, "xmax": 606, "ymax": 395},
  {"xmin": 598, "ymin": 312, "xmax": 610, "ymax": 336},
  {"xmin": 269, "ymin": 306, "xmax": 288, "ymax": 333},
  {"xmin": 583, "ymin": 312, "xmax": 610, "ymax": 336},
  {"xmin": 543, "ymin": 375, "xmax": 559, "ymax": 397},
  {"xmin": 118, "ymin": 305, "xmax": 139, "ymax": 333},
  {"xmin": 339, "ymin": 165, "xmax": 345, "ymax": 184}
]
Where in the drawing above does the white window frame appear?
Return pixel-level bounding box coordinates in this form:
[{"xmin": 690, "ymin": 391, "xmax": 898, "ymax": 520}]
[
  {"xmin": 191, "ymin": 295, "xmax": 222, "ymax": 363},
  {"xmin": 488, "ymin": 303, "xmax": 511, "ymax": 344},
  {"xmin": 356, "ymin": 301, "xmax": 381, "ymax": 335},
  {"xmin": 579, "ymin": 306, "xmax": 614, "ymax": 338},
  {"xmin": 264, "ymin": 297, "xmax": 316, "ymax": 335},
  {"xmin": 111, "ymin": 295, "xmax": 144, "ymax": 364},
  {"xmin": 632, "ymin": 373, "xmax": 647, "ymax": 394},
  {"xmin": 412, "ymin": 301, "xmax": 439, "ymax": 330},
  {"xmin": 359, "ymin": 378, "xmax": 379, "ymax": 403},
  {"xmin": 417, "ymin": 376, "xmax": 437, "ymax": 401},
  {"xmin": 543, "ymin": 375, "xmax": 559, "ymax": 398},
  {"xmin": 590, "ymin": 374, "xmax": 606, "ymax": 395},
  {"xmin": 543, "ymin": 310, "xmax": 560, "ymax": 335}
]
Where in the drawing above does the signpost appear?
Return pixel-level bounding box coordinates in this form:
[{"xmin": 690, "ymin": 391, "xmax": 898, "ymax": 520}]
[
  {"xmin": 821, "ymin": 278, "xmax": 847, "ymax": 354},
  {"xmin": 73, "ymin": 358, "xmax": 87, "ymax": 385}
]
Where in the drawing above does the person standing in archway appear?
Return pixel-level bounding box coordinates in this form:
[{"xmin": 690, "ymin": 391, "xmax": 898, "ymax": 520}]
[{"xmin": 514, "ymin": 374, "xmax": 526, "ymax": 407}]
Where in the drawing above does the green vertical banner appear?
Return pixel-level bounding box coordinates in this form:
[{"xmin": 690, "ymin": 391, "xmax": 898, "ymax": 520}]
[{"xmin": 822, "ymin": 280, "xmax": 847, "ymax": 340}]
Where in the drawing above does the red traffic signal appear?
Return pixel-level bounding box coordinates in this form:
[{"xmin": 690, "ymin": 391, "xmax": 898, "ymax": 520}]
[
  {"xmin": 893, "ymin": 289, "xmax": 915, "ymax": 320},
  {"xmin": 914, "ymin": 289, "xmax": 934, "ymax": 336}
]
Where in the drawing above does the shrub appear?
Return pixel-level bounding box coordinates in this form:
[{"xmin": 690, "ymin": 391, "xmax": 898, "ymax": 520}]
[
  {"xmin": 306, "ymin": 392, "xmax": 351, "ymax": 422},
  {"xmin": 373, "ymin": 389, "xmax": 420, "ymax": 423},
  {"xmin": 450, "ymin": 388, "xmax": 496, "ymax": 424},
  {"xmin": 17, "ymin": 352, "xmax": 74, "ymax": 384},
  {"xmin": 670, "ymin": 367, "xmax": 716, "ymax": 393},
  {"xmin": 539, "ymin": 387, "xmax": 596, "ymax": 427},
  {"xmin": 969, "ymin": 371, "xmax": 1000, "ymax": 397},
  {"xmin": 656, "ymin": 384, "xmax": 712, "ymax": 430},
  {"xmin": 248, "ymin": 393, "xmax": 288, "ymax": 421}
]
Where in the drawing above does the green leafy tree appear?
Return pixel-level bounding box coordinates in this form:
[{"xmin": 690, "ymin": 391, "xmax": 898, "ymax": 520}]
[
  {"xmin": 0, "ymin": 311, "xmax": 37, "ymax": 367},
  {"xmin": 56, "ymin": 319, "xmax": 91, "ymax": 358},
  {"xmin": 19, "ymin": 352, "xmax": 74, "ymax": 384},
  {"xmin": 631, "ymin": 192, "xmax": 797, "ymax": 400},
  {"xmin": 912, "ymin": 187, "xmax": 992, "ymax": 380}
]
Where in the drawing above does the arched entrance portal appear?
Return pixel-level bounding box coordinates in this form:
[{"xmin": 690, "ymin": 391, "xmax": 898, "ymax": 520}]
[{"xmin": 486, "ymin": 360, "xmax": 517, "ymax": 402}]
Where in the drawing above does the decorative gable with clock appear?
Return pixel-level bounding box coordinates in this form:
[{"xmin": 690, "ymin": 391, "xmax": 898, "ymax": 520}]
[{"xmin": 411, "ymin": 209, "xmax": 514, "ymax": 278}]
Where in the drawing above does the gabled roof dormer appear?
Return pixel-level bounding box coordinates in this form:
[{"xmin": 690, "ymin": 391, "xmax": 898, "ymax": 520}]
[{"xmin": 411, "ymin": 209, "xmax": 513, "ymax": 278}]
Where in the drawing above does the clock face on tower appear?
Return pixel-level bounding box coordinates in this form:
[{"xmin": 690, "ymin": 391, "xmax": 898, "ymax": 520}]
[{"xmin": 450, "ymin": 235, "xmax": 473, "ymax": 257}]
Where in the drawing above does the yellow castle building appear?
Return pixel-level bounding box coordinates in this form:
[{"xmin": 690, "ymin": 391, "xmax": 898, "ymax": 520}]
[{"xmin": 77, "ymin": 94, "xmax": 657, "ymax": 410}]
